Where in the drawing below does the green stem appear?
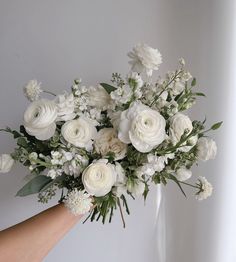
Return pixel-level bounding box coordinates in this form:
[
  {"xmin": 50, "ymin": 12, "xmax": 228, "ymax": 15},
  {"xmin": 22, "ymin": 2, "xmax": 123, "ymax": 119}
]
[
  {"xmin": 43, "ymin": 90, "xmax": 57, "ymax": 96},
  {"xmin": 179, "ymin": 181, "xmax": 199, "ymax": 189},
  {"xmin": 117, "ymin": 198, "xmax": 126, "ymax": 228}
]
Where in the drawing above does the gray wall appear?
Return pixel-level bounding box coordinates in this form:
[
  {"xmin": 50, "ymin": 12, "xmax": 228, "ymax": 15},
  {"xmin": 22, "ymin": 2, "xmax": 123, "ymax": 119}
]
[{"xmin": 0, "ymin": 1, "xmax": 235, "ymax": 262}]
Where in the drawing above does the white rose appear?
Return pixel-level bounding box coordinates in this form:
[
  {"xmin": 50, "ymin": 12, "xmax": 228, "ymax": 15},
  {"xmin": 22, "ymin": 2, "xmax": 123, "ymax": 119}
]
[
  {"xmin": 128, "ymin": 43, "xmax": 162, "ymax": 76},
  {"xmin": 94, "ymin": 128, "xmax": 127, "ymax": 160},
  {"xmin": 86, "ymin": 85, "xmax": 111, "ymax": 110},
  {"xmin": 0, "ymin": 154, "xmax": 14, "ymax": 173},
  {"xmin": 169, "ymin": 113, "xmax": 197, "ymax": 152},
  {"xmin": 176, "ymin": 167, "xmax": 192, "ymax": 181},
  {"xmin": 197, "ymin": 137, "xmax": 217, "ymax": 161},
  {"xmin": 23, "ymin": 99, "xmax": 57, "ymax": 140},
  {"xmin": 118, "ymin": 101, "xmax": 166, "ymax": 153},
  {"xmin": 127, "ymin": 180, "xmax": 145, "ymax": 197},
  {"xmin": 55, "ymin": 92, "xmax": 76, "ymax": 121},
  {"xmin": 61, "ymin": 117, "xmax": 97, "ymax": 150},
  {"xmin": 82, "ymin": 159, "xmax": 117, "ymax": 197}
]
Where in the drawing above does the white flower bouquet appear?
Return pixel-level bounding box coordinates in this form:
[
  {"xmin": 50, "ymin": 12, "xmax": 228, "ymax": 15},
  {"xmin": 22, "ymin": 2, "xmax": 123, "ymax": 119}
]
[{"xmin": 0, "ymin": 44, "xmax": 222, "ymax": 227}]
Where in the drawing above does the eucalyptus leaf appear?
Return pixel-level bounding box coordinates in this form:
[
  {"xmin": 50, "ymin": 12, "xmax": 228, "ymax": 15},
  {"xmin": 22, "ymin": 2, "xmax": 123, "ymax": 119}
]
[
  {"xmin": 16, "ymin": 175, "xmax": 52, "ymax": 197},
  {"xmin": 211, "ymin": 121, "xmax": 223, "ymax": 130},
  {"xmin": 100, "ymin": 83, "xmax": 116, "ymax": 94}
]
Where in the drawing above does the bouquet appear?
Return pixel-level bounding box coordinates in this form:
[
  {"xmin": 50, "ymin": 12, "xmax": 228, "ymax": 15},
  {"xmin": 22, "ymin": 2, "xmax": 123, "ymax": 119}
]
[{"xmin": 0, "ymin": 44, "xmax": 222, "ymax": 227}]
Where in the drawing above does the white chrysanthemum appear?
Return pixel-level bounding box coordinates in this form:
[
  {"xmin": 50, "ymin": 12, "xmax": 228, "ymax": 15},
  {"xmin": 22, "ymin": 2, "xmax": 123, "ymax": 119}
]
[
  {"xmin": 23, "ymin": 80, "xmax": 43, "ymax": 102},
  {"xmin": 64, "ymin": 189, "xmax": 93, "ymax": 216},
  {"xmin": 128, "ymin": 43, "xmax": 162, "ymax": 76},
  {"xmin": 196, "ymin": 176, "xmax": 213, "ymax": 201}
]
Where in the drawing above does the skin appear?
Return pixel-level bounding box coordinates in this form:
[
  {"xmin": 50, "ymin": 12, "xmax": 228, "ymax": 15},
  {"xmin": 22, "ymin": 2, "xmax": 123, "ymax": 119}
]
[{"xmin": 0, "ymin": 203, "xmax": 82, "ymax": 262}]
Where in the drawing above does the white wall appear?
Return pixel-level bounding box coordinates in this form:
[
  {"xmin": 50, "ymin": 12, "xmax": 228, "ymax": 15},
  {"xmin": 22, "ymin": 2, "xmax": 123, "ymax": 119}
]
[{"xmin": 0, "ymin": 1, "xmax": 235, "ymax": 262}]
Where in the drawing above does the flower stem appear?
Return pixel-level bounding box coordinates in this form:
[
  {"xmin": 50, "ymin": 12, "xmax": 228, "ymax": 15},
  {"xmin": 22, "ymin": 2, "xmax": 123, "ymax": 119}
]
[
  {"xmin": 178, "ymin": 181, "xmax": 199, "ymax": 189},
  {"xmin": 43, "ymin": 90, "xmax": 57, "ymax": 96},
  {"xmin": 117, "ymin": 198, "xmax": 126, "ymax": 228}
]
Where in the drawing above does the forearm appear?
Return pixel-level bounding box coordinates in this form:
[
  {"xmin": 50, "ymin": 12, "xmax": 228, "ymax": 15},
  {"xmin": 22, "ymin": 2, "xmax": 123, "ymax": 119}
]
[{"xmin": 0, "ymin": 203, "xmax": 82, "ymax": 262}]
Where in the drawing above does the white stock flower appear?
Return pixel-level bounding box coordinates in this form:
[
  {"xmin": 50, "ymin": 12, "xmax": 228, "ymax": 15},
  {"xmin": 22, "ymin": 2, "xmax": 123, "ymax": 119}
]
[
  {"xmin": 128, "ymin": 43, "xmax": 162, "ymax": 76},
  {"xmin": 118, "ymin": 101, "xmax": 166, "ymax": 153},
  {"xmin": 61, "ymin": 117, "xmax": 97, "ymax": 150},
  {"xmin": 197, "ymin": 137, "xmax": 217, "ymax": 161},
  {"xmin": 112, "ymin": 185, "xmax": 127, "ymax": 197},
  {"xmin": 55, "ymin": 92, "xmax": 76, "ymax": 121},
  {"xmin": 127, "ymin": 180, "xmax": 145, "ymax": 197},
  {"xmin": 46, "ymin": 169, "xmax": 62, "ymax": 179},
  {"xmin": 110, "ymin": 86, "xmax": 133, "ymax": 105},
  {"xmin": 64, "ymin": 189, "xmax": 93, "ymax": 215},
  {"xmin": 169, "ymin": 113, "xmax": 197, "ymax": 152},
  {"xmin": 23, "ymin": 99, "xmax": 57, "ymax": 140},
  {"xmin": 94, "ymin": 128, "xmax": 127, "ymax": 160},
  {"xmin": 114, "ymin": 162, "xmax": 127, "ymax": 185},
  {"xmin": 127, "ymin": 72, "xmax": 143, "ymax": 88},
  {"xmin": 23, "ymin": 80, "xmax": 42, "ymax": 101},
  {"xmin": 107, "ymin": 110, "xmax": 122, "ymax": 130},
  {"xmin": 63, "ymin": 154, "xmax": 89, "ymax": 177},
  {"xmin": 196, "ymin": 176, "xmax": 213, "ymax": 200},
  {"xmin": 0, "ymin": 154, "xmax": 14, "ymax": 173},
  {"xmin": 176, "ymin": 167, "xmax": 192, "ymax": 181},
  {"xmin": 86, "ymin": 85, "xmax": 111, "ymax": 110},
  {"xmin": 82, "ymin": 159, "xmax": 117, "ymax": 197}
]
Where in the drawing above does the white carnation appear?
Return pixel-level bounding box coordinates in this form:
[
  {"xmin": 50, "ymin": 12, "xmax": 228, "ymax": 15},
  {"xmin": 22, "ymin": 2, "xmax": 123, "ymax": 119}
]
[
  {"xmin": 196, "ymin": 176, "xmax": 213, "ymax": 200},
  {"xmin": 94, "ymin": 128, "xmax": 127, "ymax": 160},
  {"xmin": 86, "ymin": 85, "xmax": 111, "ymax": 110},
  {"xmin": 176, "ymin": 167, "xmax": 192, "ymax": 181},
  {"xmin": 128, "ymin": 43, "xmax": 162, "ymax": 76},
  {"xmin": 82, "ymin": 159, "xmax": 117, "ymax": 197},
  {"xmin": 0, "ymin": 154, "xmax": 14, "ymax": 173},
  {"xmin": 64, "ymin": 189, "xmax": 93, "ymax": 216},
  {"xmin": 55, "ymin": 92, "xmax": 76, "ymax": 121},
  {"xmin": 61, "ymin": 117, "xmax": 97, "ymax": 150},
  {"xmin": 23, "ymin": 99, "xmax": 57, "ymax": 140},
  {"xmin": 23, "ymin": 80, "xmax": 42, "ymax": 101},
  {"xmin": 118, "ymin": 101, "xmax": 166, "ymax": 153},
  {"xmin": 197, "ymin": 137, "xmax": 217, "ymax": 161}
]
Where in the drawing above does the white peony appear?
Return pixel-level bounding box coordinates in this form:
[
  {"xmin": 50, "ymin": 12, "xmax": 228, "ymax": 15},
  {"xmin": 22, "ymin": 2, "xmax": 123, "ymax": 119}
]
[
  {"xmin": 196, "ymin": 176, "xmax": 213, "ymax": 200},
  {"xmin": 86, "ymin": 85, "xmax": 111, "ymax": 110},
  {"xmin": 23, "ymin": 80, "xmax": 42, "ymax": 101},
  {"xmin": 176, "ymin": 167, "xmax": 192, "ymax": 181},
  {"xmin": 169, "ymin": 113, "xmax": 197, "ymax": 152},
  {"xmin": 64, "ymin": 189, "xmax": 93, "ymax": 215},
  {"xmin": 118, "ymin": 101, "xmax": 166, "ymax": 153},
  {"xmin": 128, "ymin": 43, "xmax": 162, "ymax": 76},
  {"xmin": 0, "ymin": 154, "xmax": 14, "ymax": 173},
  {"xmin": 23, "ymin": 99, "xmax": 57, "ymax": 140},
  {"xmin": 82, "ymin": 159, "xmax": 117, "ymax": 197},
  {"xmin": 94, "ymin": 128, "xmax": 127, "ymax": 160},
  {"xmin": 197, "ymin": 137, "xmax": 217, "ymax": 161},
  {"xmin": 127, "ymin": 180, "xmax": 145, "ymax": 197},
  {"xmin": 61, "ymin": 117, "xmax": 97, "ymax": 150},
  {"xmin": 55, "ymin": 92, "xmax": 76, "ymax": 121}
]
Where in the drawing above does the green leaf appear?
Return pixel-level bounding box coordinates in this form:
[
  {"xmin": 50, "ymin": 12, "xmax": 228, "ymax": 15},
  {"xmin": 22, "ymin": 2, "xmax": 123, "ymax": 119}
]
[
  {"xmin": 195, "ymin": 92, "xmax": 206, "ymax": 97},
  {"xmin": 211, "ymin": 121, "xmax": 223, "ymax": 130},
  {"xmin": 100, "ymin": 83, "xmax": 116, "ymax": 94},
  {"xmin": 191, "ymin": 78, "xmax": 196, "ymax": 87},
  {"xmin": 17, "ymin": 137, "xmax": 28, "ymax": 148},
  {"xmin": 16, "ymin": 176, "xmax": 52, "ymax": 197}
]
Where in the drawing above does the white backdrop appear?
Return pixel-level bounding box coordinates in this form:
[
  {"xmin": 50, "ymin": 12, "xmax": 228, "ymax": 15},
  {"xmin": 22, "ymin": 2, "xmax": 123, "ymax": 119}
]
[{"xmin": 0, "ymin": 1, "xmax": 235, "ymax": 262}]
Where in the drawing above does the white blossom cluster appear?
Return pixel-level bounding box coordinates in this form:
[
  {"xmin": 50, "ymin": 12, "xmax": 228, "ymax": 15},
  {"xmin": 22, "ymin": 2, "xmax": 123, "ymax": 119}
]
[{"xmin": 0, "ymin": 43, "xmax": 221, "ymax": 223}]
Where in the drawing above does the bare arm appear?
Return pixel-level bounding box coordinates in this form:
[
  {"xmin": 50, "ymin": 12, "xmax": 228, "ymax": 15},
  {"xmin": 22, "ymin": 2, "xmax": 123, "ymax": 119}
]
[{"xmin": 0, "ymin": 203, "xmax": 82, "ymax": 262}]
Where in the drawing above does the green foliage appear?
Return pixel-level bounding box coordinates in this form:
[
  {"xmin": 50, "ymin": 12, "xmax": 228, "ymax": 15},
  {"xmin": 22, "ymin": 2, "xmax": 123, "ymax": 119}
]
[
  {"xmin": 100, "ymin": 83, "xmax": 116, "ymax": 94},
  {"xmin": 16, "ymin": 176, "xmax": 52, "ymax": 197}
]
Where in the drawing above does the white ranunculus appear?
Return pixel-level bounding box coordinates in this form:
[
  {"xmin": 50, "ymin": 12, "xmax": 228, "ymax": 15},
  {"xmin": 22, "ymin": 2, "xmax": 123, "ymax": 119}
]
[
  {"xmin": 127, "ymin": 180, "xmax": 145, "ymax": 197},
  {"xmin": 23, "ymin": 99, "xmax": 57, "ymax": 140},
  {"xmin": 169, "ymin": 113, "xmax": 197, "ymax": 152},
  {"xmin": 55, "ymin": 92, "xmax": 76, "ymax": 121},
  {"xmin": 128, "ymin": 43, "xmax": 162, "ymax": 76},
  {"xmin": 61, "ymin": 117, "xmax": 97, "ymax": 150},
  {"xmin": 82, "ymin": 159, "xmax": 117, "ymax": 197},
  {"xmin": 118, "ymin": 101, "xmax": 166, "ymax": 153},
  {"xmin": 197, "ymin": 137, "xmax": 217, "ymax": 161},
  {"xmin": 0, "ymin": 154, "xmax": 14, "ymax": 173},
  {"xmin": 176, "ymin": 167, "xmax": 192, "ymax": 181},
  {"xmin": 94, "ymin": 128, "xmax": 127, "ymax": 160},
  {"xmin": 86, "ymin": 85, "xmax": 111, "ymax": 110}
]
